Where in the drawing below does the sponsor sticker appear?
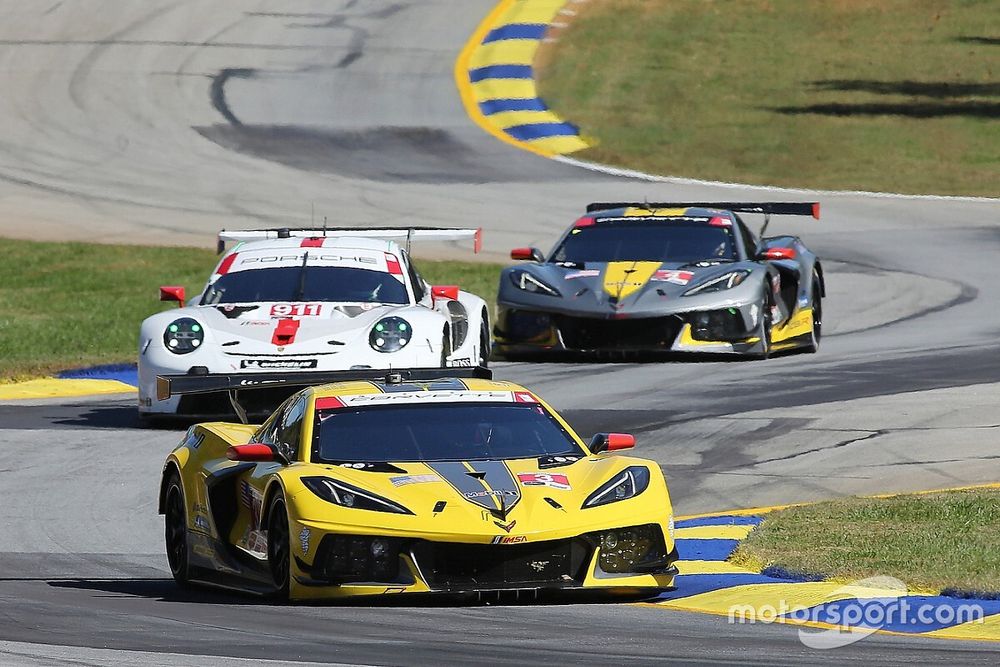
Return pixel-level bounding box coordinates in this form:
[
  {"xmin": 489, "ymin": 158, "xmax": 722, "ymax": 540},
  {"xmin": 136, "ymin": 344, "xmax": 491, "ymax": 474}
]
[
  {"xmin": 565, "ymin": 270, "xmax": 600, "ymax": 279},
  {"xmin": 299, "ymin": 527, "xmax": 311, "ymax": 555},
  {"xmin": 651, "ymin": 270, "xmax": 694, "ymax": 285},
  {"xmin": 240, "ymin": 359, "xmax": 318, "ymax": 370},
  {"xmin": 390, "ymin": 474, "xmax": 442, "ymax": 487},
  {"xmin": 447, "ymin": 357, "xmax": 473, "ymax": 367},
  {"xmin": 194, "ymin": 515, "xmax": 211, "ymax": 532},
  {"xmin": 517, "ymin": 472, "xmax": 571, "ymax": 491},
  {"xmin": 491, "ymin": 535, "xmax": 527, "ymax": 545}
]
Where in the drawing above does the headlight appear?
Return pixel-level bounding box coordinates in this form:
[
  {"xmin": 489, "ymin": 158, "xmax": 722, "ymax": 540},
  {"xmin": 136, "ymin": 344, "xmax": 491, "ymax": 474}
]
[
  {"xmin": 369, "ymin": 317, "xmax": 411, "ymax": 353},
  {"xmin": 302, "ymin": 477, "xmax": 414, "ymax": 515},
  {"xmin": 682, "ymin": 270, "xmax": 751, "ymax": 296},
  {"xmin": 582, "ymin": 466, "xmax": 651, "ymax": 508},
  {"xmin": 163, "ymin": 318, "xmax": 204, "ymax": 354},
  {"xmin": 509, "ymin": 269, "xmax": 561, "ymax": 297}
]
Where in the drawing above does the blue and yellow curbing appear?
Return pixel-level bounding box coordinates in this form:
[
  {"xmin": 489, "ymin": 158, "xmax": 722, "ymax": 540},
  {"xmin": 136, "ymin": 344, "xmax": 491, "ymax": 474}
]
[
  {"xmin": 661, "ymin": 509, "xmax": 1000, "ymax": 642},
  {"xmin": 0, "ymin": 364, "xmax": 137, "ymax": 400},
  {"xmin": 456, "ymin": 0, "xmax": 590, "ymax": 156}
]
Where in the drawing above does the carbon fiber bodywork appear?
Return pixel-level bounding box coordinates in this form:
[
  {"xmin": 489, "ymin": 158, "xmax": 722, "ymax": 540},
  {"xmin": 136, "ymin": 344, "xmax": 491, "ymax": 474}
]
[{"xmin": 495, "ymin": 205, "xmax": 824, "ymax": 358}]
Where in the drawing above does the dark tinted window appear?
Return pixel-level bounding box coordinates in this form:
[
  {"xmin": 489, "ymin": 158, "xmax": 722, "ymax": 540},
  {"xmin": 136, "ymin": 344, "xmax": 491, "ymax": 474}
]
[
  {"xmin": 202, "ymin": 267, "xmax": 409, "ymax": 305},
  {"xmin": 312, "ymin": 403, "xmax": 583, "ymax": 463},
  {"xmin": 552, "ymin": 221, "xmax": 736, "ymax": 264},
  {"xmin": 402, "ymin": 251, "xmax": 426, "ymax": 302}
]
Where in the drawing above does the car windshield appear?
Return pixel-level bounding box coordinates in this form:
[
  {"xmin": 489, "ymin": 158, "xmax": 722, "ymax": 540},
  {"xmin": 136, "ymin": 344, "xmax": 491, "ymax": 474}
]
[
  {"xmin": 202, "ymin": 267, "xmax": 409, "ymax": 305},
  {"xmin": 312, "ymin": 403, "xmax": 585, "ymax": 463},
  {"xmin": 551, "ymin": 221, "xmax": 736, "ymax": 264}
]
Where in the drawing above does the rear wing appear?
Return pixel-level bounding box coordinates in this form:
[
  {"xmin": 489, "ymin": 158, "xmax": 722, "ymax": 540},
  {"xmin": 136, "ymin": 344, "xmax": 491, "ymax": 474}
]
[
  {"xmin": 157, "ymin": 366, "xmax": 493, "ymax": 423},
  {"xmin": 217, "ymin": 226, "xmax": 482, "ymax": 255},
  {"xmin": 585, "ymin": 202, "xmax": 820, "ymax": 219}
]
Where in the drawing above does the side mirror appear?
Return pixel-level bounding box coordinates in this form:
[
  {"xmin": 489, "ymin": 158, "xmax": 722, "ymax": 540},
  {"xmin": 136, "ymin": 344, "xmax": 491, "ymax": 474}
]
[
  {"xmin": 431, "ymin": 285, "xmax": 460, "ymax": 303},
  {"xmin": 589, "ymin": 432, "xmax": 635, "ymax": 453},
  {"xmin": 160, "ymin": 285, "xmax": 186, "ymax": 307},
  {"xmin": 760, "ymin": 247, "xmax": 797, "ymax": 261},
  {"xmin": 226, "ymin": 444, "xmax": 278, "ymax": 462},
  {"xmin": 511, "ymin": 247, "xmax": 544, "ymax": 262}
]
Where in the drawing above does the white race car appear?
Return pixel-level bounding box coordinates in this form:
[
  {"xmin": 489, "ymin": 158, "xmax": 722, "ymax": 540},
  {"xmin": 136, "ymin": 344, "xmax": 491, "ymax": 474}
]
[{"xmin": 138, "ymin": 227, "xmax": 490, "ymax": 418}]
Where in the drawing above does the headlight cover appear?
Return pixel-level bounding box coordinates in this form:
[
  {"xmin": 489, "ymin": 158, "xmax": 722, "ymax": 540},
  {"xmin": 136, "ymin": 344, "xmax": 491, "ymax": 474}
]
[
  {"xmin": 682, "ymin": 270, "xmax": 751, "ymax": 297},
  {"xmin": 163, "ymin": 318, "xmax": 204, "ymax": 354},
  {"xmin": 582, "ymin": 466, "xmax": 651, "ymax": 508},
  {"xmin": 369, "ymin": 317, "xmax": 411, "ymax": 353},
  {"xmin": 509, "ymin": 269, "xmax": 561, "ymax": 297},
  {"xmin": 302, "ymin": 477, "xmax": 414, "ymax": 515}
]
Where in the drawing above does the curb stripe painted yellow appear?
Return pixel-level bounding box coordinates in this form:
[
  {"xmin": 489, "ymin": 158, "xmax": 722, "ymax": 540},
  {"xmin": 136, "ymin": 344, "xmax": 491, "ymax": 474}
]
[
  {"xmin": 455, "ymin": 0, "xmax": 589, "ymax": 155},
  {"xmin": 0, "ymin": 378, "xmax": 136, "ymax": 400},
  {"xmin": 674, "ymin": 524, "xmax": 755, "ymax": 540}
]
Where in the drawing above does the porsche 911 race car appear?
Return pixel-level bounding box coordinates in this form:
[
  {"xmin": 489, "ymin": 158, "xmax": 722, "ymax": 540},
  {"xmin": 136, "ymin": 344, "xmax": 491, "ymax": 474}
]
[
  {"xmin": 138, "ymin": 227, "xmax": 490, "ymax": 417},
  {"xmin": 157, "ymin": 368, "xmax": 678, "ymax": 601},
  {"xmin": 494, "ymin": 202, "xmax": 824, "ymax": 358}
]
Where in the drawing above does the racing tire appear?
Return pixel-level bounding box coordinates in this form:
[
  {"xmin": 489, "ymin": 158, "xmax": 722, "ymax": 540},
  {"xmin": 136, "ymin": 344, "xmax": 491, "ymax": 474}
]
[
  {"xmin": 267, "ymin": 494, "xmax": 291, "ymax": 600},
  {"xmin": 478, "ymin": 316, "xmax": 491, "ymax": 368},
  {"xmin": 754, "ymin": 289, "xmax": 774, "ymax": 360},
  {"xmin": 164, "ymin": 472, "xmax": 191, "ymax": 587},
  {"xmin": 803, "ymin": 274, "xmax": 822, "ymax": 353}
]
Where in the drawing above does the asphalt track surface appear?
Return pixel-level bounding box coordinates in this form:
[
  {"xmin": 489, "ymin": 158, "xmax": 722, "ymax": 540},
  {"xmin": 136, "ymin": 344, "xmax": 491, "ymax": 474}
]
[{"xmin": 0, "ymin": 1, "xmax": 998, "ymax": 664}]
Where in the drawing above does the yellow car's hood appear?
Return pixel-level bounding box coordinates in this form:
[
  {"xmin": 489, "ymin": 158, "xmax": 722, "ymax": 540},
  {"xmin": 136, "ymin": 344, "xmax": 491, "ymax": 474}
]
[{"xmin": 283, "ymin": 455, "xmax": 667, "ymax": 542}]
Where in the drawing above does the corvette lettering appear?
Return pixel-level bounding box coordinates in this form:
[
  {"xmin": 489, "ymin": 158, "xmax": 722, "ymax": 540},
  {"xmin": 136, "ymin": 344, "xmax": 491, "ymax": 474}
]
[
  {"xmin": 339, "ymin": 391, "xmax": 517, "ymax": 406},
  {"xmin": 465, "ymin": 489, "xmax": 519, "ymax": 499}
]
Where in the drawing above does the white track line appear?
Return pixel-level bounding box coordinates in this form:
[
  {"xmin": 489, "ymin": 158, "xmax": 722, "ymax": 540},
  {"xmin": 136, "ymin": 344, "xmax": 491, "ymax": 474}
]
[{"xmin": 555, "ymin": 155, "xmax": 1000, "ymax": 203}]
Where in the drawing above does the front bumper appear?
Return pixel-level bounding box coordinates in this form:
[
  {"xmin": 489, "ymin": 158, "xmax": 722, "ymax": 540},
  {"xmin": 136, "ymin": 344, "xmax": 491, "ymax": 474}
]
[
  {"xmin": 289, "ymin": 522, "xmax": 679, "ymax": 600},
  {"xmin": 494, "ymin": 305, "xmax": 764, "ymax": 356}
]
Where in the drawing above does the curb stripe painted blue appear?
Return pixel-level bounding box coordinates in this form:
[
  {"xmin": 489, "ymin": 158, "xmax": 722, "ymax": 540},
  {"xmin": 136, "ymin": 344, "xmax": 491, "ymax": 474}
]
[
  {"xmin": 675, "ymin": 538, "xmax": 740, "ymax": 562},
  {"xmin": 504, "ymin": 122, "xmax": 579, "ymax": 141},
  {"xmin": 469, "ymin": 64, "xmax": 534, "ymax": 82},
  {"xmin": 479, "ymin": 98, "xmax": 549, "ymax": 115},
  {"xmin": 483, "ymin": 23, "xmax": 549, "ymax": 43},
  {"xmin": 675, "ymin": 516, "xmax": 763, "ymax": 529},
  {"xmin": 59, "ymin": 364, "xmax": 139, "ymax": 387}
]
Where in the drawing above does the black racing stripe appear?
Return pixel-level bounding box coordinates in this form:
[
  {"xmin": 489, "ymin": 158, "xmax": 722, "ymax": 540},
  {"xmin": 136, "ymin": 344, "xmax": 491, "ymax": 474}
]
[{"xmin": 427, "ymin": 460, "xmax": 521, "ymax": 517}]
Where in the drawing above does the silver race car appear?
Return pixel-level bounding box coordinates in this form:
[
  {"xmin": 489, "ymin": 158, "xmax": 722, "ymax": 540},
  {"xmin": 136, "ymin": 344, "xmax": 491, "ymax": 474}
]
[{"xmin": 495, "ymin": 202, "xmax": 823, "ymax": 359}]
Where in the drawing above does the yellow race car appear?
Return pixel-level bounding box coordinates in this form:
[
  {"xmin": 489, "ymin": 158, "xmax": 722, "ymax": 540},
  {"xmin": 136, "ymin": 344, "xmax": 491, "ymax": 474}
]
[{"xmin": 157, "ymin": 369, "xmax": 678, "ymax": 601}]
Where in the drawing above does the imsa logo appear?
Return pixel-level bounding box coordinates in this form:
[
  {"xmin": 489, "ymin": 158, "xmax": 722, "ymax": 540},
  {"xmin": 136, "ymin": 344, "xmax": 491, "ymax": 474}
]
[{"xmin": 491, "ymin": 535, "xmax": 527, "ymax": 545}]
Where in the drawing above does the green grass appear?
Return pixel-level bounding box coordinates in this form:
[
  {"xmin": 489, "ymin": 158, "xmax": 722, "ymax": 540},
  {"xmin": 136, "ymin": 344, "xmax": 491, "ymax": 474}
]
[
  {"xmin": 536, "ymin": 0, "xmax": 999, "ymax": 196},
  {"xmin": 0, "ymin": 238, "xmax": 504, "ymax": 381},
  {"xmin": 731, "ymin": 489, "xmax": 1000, "ymax": 596}
]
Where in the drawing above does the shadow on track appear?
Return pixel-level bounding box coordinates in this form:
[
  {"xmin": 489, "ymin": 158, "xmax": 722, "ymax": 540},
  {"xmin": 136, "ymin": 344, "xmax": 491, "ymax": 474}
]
[{"xmin": 48, "ymin": 578, "xmax": 657, "ymax": 608}]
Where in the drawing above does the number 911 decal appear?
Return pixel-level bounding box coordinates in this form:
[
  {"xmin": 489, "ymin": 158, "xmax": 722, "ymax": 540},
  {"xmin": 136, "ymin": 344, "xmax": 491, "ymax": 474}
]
[{"xmin": 271, "ymin": 303, "xmax": 323, "ymax": 317}]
